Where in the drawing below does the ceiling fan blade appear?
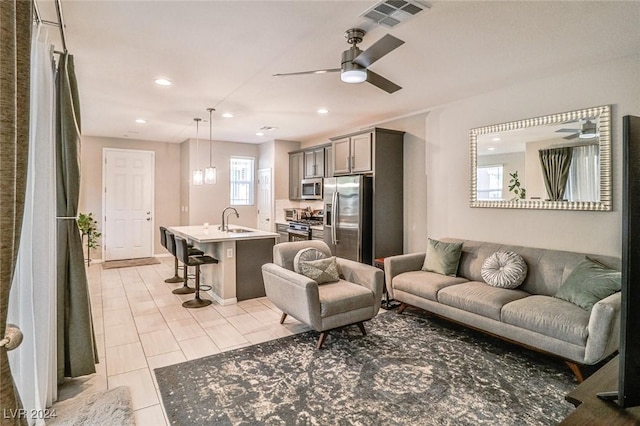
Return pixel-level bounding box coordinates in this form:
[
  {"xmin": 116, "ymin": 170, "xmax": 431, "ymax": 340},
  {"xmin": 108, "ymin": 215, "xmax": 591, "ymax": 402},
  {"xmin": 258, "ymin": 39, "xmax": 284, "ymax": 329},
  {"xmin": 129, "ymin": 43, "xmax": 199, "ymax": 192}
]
[
  {"xmin": 366, "ymin": 70, "xmax": 401, "ymax": 94},
  {"xmin": 353, "ymin": 34, "xmax": 405, "ymax": 68},
  {"xmin": 555, "ymin": 128, "xmax": 580, "ymax": 133},
  {"xmin": 563, "ymin": 133, "xmax": 580, "ymax": 140},
  {"xmin": 273, "ymin": 68, "xmax": 340, "ymax": 77}
]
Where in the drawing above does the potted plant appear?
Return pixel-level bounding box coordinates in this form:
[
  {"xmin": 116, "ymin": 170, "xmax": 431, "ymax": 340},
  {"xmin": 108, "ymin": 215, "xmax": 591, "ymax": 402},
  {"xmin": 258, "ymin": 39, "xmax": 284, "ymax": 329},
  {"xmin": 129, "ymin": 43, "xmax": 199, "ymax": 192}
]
[
  {"xmin": 78, "ymin": 212, "xmax": 101, "ymax": 265},
  {"xmin": 508, "ymin": 171, "xmax": 526, "ymax": 200}
]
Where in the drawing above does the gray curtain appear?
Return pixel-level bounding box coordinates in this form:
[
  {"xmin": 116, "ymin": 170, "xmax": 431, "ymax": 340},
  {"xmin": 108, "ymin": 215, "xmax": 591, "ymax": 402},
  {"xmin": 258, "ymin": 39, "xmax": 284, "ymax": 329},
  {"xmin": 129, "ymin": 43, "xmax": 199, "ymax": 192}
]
[
  {"xmin": 56, "ymin": 53, "xmax": 97, "ymax": 383},
  {"xmin": 0, "ymin": 0, "xmax": 31, "ymax": 424},
  {"xmin": 539, "ymin": 147, "xmax": 573, "ymax": 201}
]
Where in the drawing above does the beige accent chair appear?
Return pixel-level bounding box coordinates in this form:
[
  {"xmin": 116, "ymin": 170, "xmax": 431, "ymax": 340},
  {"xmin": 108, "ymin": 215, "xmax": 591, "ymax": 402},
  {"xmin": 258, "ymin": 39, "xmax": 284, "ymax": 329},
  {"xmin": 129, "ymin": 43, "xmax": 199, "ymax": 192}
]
[{"xmin": 261, "ymin": 240, "xmax": 383, "ymax": 349}]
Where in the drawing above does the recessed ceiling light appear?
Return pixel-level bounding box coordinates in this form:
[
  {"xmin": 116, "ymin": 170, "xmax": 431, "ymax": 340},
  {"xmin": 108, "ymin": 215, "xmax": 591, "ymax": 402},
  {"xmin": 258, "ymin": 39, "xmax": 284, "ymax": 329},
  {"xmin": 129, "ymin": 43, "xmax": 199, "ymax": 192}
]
[
  {"xmin": 488, "ymin": 147, "xmax": 496, "ymax": 151},
  {"xmin": 222, "ymin": 113, "xmax": 234, "ymax": 118},
  {"xmin": 317, "ymin": 108, "xmax": 329, "ymax": 114},
  {"xmin": 135, "ymin": 118, "xmax": 147, "ymax": 124},
  {"xmin": 256, "ymin": 132, "xmax": 265, "ymax": 136},
  {"xmin": 491, "ymin": 137, "xmax": 501, "ymax": 142},
  {"xmin": 154, "ymin": 78, "xmax": 172, "ymax": 86},
  {"xmin": 314, "ymin": 70, "xmax": 328, "ymax": 74}
]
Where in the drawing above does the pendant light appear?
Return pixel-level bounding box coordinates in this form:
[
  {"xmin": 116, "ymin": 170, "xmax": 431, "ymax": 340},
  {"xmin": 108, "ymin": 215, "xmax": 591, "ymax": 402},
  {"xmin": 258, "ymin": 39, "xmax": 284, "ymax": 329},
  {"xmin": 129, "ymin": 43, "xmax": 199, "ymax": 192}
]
[
  {"xmin": 204, "ymin": 107, "xmax": 217, "ymax": 184},
  {"xmin": 192, "ymin": 118, "xmax": 204, "ymax": 186}
]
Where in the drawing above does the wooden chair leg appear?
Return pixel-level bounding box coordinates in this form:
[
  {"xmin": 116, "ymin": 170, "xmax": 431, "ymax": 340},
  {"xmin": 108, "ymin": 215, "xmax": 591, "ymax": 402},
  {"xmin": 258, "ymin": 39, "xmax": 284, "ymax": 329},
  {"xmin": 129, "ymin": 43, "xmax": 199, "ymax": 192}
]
[
  {"xmin": 356, "ymin": 322, "xmax": 366, "ymax": 336},
  {"xmin": 566, "ymin": 361, "xmax": 585, "ymax": 383},
  {"xmin": 398, "ymin": 303, "xmax": 409, "ymax": 314},
  {"xmin": 280, "ymin": 313, "xmax": 287, "ymax": 324},
  {"xmin": 317, "ymin": 331, "xmax": 329, "ymax": 349}
]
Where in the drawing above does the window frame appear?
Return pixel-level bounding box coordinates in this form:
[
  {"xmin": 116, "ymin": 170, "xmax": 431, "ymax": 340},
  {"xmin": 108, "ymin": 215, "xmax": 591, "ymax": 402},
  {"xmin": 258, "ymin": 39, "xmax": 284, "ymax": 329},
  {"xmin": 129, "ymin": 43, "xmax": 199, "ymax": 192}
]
[{"xmin": 229, "ymin": 156, "xmax": 255, "ymax": 206}]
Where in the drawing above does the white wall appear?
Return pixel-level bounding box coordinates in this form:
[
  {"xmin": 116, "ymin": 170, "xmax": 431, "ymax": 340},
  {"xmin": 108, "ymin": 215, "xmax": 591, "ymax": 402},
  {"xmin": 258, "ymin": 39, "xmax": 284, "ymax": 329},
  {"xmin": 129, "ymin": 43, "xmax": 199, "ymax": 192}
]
[{"xmin": 425, "ymin": 54, "xmax": 640, "ymax": 257}]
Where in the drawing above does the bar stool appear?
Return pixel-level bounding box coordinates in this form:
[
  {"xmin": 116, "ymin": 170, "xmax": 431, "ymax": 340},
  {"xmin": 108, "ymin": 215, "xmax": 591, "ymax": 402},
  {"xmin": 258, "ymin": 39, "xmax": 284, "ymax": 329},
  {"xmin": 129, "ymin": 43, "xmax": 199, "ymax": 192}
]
[
  {"xmin": 165, "ymin": 230, "xmax": 203, "ymax": 295},
  {"xmin": 160, "ymin": 226, "xmax": 182, "ymax": 283},
  {"xmin": 175, "ymin": 235, "xmax": 218, "ymax": 308}
]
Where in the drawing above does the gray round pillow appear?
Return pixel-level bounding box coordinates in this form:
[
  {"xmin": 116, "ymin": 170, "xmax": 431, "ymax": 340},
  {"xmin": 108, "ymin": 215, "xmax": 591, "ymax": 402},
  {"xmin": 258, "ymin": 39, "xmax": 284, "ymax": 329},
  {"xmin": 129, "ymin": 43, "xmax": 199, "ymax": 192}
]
[
  {"xmin": 293, "ymin": 248, "xmax": 327, "ymax": 273},
  {"xmin": 481, "ymin": 251, "xmax": 527, "ymax": 289}
]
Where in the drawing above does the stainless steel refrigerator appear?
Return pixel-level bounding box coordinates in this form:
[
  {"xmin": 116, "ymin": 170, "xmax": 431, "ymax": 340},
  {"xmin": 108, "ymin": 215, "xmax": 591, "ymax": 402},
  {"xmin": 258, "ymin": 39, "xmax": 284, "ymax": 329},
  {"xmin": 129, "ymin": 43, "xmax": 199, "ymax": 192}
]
[{"xmin": 323, "ymin": 175, "xmax": 372, "ymax": 264}]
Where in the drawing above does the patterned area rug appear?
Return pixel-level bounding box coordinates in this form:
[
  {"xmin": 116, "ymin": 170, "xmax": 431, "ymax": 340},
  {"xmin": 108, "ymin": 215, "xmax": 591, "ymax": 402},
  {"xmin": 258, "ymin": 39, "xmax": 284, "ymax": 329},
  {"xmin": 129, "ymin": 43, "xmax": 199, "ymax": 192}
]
[
  {"xmin": 101, "ymin": 257, "xmax": 160, "ymax": 269},
  {"xmin": 155, "ymin": 309, "xmax": 577, "ymax": 425}
]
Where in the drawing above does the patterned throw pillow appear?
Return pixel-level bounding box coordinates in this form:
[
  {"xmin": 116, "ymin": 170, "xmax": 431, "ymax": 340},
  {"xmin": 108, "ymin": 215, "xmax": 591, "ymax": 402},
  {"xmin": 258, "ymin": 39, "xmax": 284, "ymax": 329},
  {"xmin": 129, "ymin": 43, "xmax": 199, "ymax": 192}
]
[
  {"xmin": 293, "ymin": 248, "xmax": 327, "ymax": 273},
  {"xmin": 298, "ymin": 257, "xmax": 340, "ymax": 284},
  {"xmin": 481, "ymin": 251, "xmax": 528, "ymax": 289}
]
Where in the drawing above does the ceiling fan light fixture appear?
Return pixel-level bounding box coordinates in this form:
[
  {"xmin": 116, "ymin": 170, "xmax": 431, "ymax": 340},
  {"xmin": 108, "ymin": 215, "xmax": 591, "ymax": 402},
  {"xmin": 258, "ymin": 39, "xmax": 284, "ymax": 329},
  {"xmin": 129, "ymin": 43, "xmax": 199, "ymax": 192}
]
[
  {"xmin": 341, "ymin": 69, "xmax": 367, "ymax": 83},
  {"xmin": 579, "ymin": 120, "xmax": 598, "ymax": 139}
]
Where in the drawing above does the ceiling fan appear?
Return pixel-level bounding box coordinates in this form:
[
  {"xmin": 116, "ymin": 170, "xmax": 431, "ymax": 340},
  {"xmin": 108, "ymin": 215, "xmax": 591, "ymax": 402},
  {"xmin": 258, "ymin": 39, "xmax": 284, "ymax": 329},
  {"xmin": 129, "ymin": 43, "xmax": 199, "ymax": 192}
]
[
  {"xmin": 555, "ymin": 119, "xmax": 598, "ymax": 140},
  {"xmin": 273, "ymin": 28, "xmax": 404, "ymax": 94}
]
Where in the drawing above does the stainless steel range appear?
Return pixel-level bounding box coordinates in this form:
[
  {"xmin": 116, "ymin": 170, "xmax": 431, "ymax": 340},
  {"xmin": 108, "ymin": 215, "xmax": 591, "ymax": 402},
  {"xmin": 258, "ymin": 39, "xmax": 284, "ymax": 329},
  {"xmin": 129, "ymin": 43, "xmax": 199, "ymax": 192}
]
[{"xmin": 287, "ymin": 219, "xmax": 323, "ymax": 242}]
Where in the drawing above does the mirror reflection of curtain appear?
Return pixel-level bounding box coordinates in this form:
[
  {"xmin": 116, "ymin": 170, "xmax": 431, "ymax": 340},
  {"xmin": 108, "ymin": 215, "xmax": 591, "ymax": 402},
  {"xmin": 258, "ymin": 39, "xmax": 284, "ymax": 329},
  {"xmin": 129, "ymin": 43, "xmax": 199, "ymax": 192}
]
[
  {"xmin": 565, "ymin": 144, "xmax": 600, "ymax": 202},
  {"xmin": 538, "ymin": 147, "xmax": 573, "ymax": 201}
]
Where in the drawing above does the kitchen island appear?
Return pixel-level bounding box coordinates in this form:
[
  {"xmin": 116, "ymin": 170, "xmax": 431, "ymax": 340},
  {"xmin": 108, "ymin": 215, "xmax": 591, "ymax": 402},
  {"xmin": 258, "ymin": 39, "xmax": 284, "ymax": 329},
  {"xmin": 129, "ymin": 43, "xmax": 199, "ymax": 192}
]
[{"xmin": 169, "ymin": 225, "xmax": 278, "ymax": 305}]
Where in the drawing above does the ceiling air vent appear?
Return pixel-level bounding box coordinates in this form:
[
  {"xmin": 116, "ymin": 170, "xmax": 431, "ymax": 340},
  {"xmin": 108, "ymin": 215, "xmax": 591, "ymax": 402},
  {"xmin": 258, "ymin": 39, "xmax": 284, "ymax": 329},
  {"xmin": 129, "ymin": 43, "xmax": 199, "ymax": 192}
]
[{"xmin": 360, "ymin": 0, "xmax": 430, "ymax": 29}]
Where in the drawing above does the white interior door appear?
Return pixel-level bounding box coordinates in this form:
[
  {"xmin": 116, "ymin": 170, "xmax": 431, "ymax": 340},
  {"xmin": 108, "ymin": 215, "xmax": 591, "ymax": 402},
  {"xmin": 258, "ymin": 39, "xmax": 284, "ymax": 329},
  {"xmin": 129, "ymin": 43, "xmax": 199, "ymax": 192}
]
[
  {"xmin": 103, "ymin": 149, "xmax": 154, "ymax": 261},
  {"xmin": 257, "ymin": 168, "xmax": 272, "ymax": 232}
]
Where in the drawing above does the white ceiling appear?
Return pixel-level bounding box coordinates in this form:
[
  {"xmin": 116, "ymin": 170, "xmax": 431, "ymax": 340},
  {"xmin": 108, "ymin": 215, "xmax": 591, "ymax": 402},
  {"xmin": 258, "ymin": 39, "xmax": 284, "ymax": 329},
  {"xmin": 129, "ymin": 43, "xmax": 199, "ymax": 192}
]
[{"xmin": 37, "ymin": 1, "xmax": 640, "ymax": 144}]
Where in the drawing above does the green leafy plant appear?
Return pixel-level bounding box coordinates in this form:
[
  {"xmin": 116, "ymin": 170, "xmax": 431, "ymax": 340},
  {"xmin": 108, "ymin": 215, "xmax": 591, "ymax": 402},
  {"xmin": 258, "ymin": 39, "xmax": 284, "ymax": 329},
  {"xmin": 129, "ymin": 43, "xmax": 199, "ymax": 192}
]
[
  {"xmin": 78, "ymin": 212, "xmax": 101, "ymax": 249},
  {"xmin": 508, "ymin": 171, "xmax": 526, "ymax": 200}
]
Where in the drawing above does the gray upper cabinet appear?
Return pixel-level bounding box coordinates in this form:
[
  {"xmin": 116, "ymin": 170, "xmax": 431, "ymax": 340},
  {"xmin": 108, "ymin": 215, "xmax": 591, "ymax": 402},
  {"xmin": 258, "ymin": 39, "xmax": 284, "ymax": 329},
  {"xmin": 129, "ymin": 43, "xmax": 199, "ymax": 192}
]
[
  {"xmin": 350, "ymin": 133, "xmax": 372, "ymax": 173},
  {"xmin": 289, "ymin": 151, "xmax": 304, "ymax": 200},
  {"xmin": 332, "ymin": 137, "xmax": 351, "ymax": 175},
  {"xmin": 331, "ymin": 129, "xmax": 401, "ymax": 176},
  {"xmin": 304, "ymin": 147, "xmax": 325, "ymax": 178},
  {"xmin": 325, "ymin": 145, "xmax": 334, "ymax": 178}
]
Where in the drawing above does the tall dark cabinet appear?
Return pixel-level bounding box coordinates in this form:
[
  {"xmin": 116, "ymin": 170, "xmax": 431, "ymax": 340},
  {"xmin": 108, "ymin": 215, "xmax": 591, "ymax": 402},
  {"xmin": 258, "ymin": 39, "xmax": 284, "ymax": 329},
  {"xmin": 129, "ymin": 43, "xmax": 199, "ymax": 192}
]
[{"xmin": 330, "ymin": 127, "xmax": 404, "ymax": 262}]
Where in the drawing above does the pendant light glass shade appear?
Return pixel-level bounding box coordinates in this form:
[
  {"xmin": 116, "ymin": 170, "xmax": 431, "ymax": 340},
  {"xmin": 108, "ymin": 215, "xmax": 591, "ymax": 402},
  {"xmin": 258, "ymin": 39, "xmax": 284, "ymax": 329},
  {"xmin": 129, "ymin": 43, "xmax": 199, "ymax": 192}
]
[
  {"xmin": 192, "ymin": 169, "xmax": 204, "ymax": 185},
  {"xmin": 192, "ymin": 118, "xmax": 203, "ymax": 186},
  {"xmin": 204, "ymin": 166, "xmax": 217, "ymax": 185},
  {"xmin": 205, "ymin": 107, "xmax": 217, "ymax": 185}
]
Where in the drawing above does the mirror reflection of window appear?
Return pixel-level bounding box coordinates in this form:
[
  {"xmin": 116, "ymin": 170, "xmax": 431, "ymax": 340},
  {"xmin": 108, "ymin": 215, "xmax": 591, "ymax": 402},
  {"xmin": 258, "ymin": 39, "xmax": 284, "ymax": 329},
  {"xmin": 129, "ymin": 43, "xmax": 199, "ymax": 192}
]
[
  {"xmin": 566, "ymin": 144, "xmax": 600, "ymax": 202},
  {"xmin": 477, "ymin": 165, "xmax": 504, "ymax": 200}
]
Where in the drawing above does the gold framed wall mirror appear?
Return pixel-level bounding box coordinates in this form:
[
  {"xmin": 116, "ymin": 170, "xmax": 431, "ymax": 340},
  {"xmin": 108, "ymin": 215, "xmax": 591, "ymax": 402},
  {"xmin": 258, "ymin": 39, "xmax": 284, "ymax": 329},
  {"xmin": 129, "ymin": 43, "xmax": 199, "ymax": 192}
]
[{"xmin": 470, "ymin": 105, "xmax": 611, "ymax": 211}]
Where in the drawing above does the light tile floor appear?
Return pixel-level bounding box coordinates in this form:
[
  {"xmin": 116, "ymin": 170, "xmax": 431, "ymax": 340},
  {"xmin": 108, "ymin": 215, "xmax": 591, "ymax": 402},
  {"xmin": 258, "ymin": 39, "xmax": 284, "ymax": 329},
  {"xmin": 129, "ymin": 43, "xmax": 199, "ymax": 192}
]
[{"xmin": 56, "ymin": 258, "xmax": 311, "ymax": 425}]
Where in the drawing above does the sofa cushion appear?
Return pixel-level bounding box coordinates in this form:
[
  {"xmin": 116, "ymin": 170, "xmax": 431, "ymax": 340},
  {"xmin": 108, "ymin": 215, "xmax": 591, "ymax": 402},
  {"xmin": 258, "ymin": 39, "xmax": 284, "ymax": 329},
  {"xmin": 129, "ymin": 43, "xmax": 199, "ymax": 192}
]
[
  {"xmin": 422, "ymin": 238, "xmax": 463, "ymax": 276},
  {"xmin": 554, "ymin": 257, "xmax": 621, "ymax": 310},
  {"xmin": 501, "ymin": 295, "xmax": 590, "ymax": 346},
  {"xmin": 318, "ymin": 280, "xmax": 375, "ymax": 317},
  {"xmin": 394, "ymin": 271, "xmax": 468, "ymax": 302},
  {"xmin": 481, "ymin": 251, "xmax": 528, "ymax": 289},
  {"xmin": 437, "ymin": 281, "xmax": 530, "ymax": 321}
]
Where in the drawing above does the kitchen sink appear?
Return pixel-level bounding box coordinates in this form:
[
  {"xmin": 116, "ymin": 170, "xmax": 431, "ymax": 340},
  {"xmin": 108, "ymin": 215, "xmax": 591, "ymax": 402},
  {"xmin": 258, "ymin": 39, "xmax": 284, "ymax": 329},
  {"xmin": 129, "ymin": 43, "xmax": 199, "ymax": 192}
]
[{"xmin": 226, "ymin": 228, "xmax": 252, "ymax": 233}]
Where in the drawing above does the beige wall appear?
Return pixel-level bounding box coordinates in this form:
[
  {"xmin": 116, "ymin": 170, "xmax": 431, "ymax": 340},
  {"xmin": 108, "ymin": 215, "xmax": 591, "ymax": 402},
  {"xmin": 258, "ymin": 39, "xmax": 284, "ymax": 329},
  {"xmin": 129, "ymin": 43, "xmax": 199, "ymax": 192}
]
[
  {"xmin": 183, "ymin": 138, "xmax": 260, "ymax": 228},
  {"xmin": 79, "ymin": 136, "xmax": 181, "ymax": 258},
  {"xmin": 425, "ymin": 55, "xmax": 640, "ymax": 257}
]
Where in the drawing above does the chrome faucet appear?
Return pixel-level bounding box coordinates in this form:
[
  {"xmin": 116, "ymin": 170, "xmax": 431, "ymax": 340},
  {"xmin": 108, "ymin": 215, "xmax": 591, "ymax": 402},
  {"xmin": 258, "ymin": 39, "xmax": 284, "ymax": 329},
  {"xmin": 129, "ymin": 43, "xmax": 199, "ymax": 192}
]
[{"xmin": 219, "ymin": 207, "xmax": 239, "ymax": 231}]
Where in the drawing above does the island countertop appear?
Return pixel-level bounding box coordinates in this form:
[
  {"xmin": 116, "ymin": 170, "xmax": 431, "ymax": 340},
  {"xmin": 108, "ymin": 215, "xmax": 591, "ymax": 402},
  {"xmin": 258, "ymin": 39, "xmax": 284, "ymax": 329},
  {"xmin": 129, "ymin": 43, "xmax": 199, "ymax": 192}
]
[{"xmin": 168, "ymin": 225, "xmax": 278, "ymax": 243}]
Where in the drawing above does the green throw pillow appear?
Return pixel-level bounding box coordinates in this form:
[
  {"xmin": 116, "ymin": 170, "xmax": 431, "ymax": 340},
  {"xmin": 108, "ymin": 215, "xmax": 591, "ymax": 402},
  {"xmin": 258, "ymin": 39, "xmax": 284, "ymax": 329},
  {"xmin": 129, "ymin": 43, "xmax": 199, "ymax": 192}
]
[
  {"xmin": 554, "ymin": 257, "xmax": 621, "ymax": 310},
  {"xmin": 298, "ymin": 256, "xmax": 340, "ymax": 284},
  {"xmin": 422, "ymin": 238, "xmax": 463, "ymax": 277}
]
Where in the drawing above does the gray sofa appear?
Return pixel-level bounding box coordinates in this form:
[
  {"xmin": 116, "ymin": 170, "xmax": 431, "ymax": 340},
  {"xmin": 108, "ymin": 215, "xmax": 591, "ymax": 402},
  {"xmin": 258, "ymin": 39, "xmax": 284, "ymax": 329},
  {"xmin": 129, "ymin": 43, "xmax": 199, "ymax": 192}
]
[{"xmin": 385, "ymin": 238, "xmax": 621, "ymax": 381}]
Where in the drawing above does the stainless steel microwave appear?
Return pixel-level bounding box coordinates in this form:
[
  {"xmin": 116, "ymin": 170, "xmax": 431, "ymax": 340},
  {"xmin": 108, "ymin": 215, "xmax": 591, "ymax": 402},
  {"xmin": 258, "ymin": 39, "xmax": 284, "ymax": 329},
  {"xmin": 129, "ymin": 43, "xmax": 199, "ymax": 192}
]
[{"xmin": 301, "ymin": 178, "xmax": 323, "ymax": 200}]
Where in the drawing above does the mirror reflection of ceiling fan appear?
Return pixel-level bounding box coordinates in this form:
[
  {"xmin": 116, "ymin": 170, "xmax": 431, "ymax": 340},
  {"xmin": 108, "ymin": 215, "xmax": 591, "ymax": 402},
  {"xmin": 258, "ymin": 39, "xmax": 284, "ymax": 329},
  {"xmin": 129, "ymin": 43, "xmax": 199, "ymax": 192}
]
[
  {"xmin": 555, "ymin": 118, "xmax": 598, "ymax": 140},
  {"xmin": 273, "ymin": 28, "xmax": 404, "ymax": 94}
]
